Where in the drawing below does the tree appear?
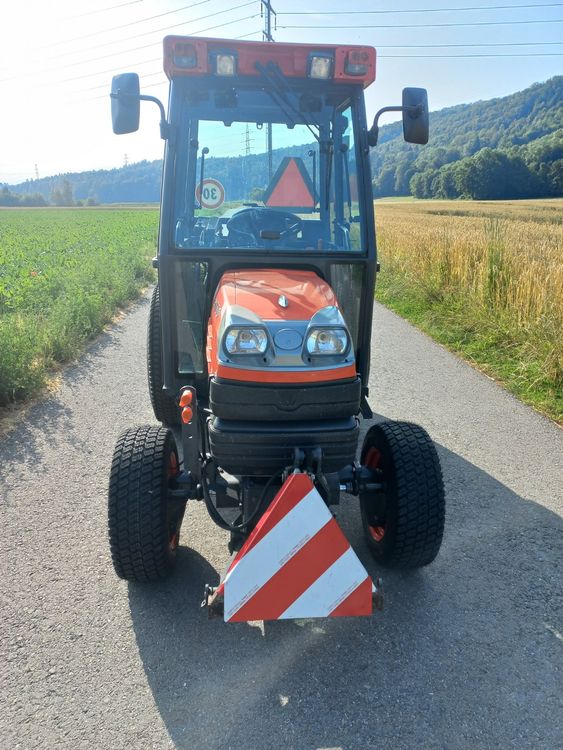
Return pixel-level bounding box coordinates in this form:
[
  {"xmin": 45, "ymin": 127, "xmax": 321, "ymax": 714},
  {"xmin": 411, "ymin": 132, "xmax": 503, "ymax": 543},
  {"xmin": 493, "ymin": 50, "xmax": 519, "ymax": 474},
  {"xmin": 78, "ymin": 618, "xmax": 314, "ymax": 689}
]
[{"xmin": 51, "ymin": 179, "xmax": 75, "ymax": 206}]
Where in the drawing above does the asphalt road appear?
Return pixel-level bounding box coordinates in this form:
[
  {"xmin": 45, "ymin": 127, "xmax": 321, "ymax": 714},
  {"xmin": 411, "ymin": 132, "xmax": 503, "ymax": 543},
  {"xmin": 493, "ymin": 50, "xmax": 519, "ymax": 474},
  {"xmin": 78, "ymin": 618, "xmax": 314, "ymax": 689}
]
[{"xmin": 1, "ymin": 292, "xmax": 562, "ymax": 750}]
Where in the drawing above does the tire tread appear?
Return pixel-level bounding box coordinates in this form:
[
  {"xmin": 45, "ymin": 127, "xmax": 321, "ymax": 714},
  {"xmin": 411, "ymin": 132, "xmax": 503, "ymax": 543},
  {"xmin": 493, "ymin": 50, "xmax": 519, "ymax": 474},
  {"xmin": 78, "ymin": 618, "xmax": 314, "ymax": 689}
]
[
  {"xmin": 362, "ymin": 420, "xmax": 445, "ymax": 568},
  {"xmin": 108, "ymin": 425, "xmax": 176, "ymax": 582}
]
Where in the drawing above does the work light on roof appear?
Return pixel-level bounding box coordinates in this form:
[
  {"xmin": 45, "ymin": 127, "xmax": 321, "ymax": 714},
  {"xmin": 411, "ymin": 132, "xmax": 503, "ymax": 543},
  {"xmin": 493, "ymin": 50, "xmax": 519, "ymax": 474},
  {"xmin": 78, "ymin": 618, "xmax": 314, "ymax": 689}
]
[
  {"xmin": 215, "ymin": 53, "xmax": 237, "ymax": 76},
  {"xmin": 308, "ymin": 54, "xmax": 334, "ymax": 80}
]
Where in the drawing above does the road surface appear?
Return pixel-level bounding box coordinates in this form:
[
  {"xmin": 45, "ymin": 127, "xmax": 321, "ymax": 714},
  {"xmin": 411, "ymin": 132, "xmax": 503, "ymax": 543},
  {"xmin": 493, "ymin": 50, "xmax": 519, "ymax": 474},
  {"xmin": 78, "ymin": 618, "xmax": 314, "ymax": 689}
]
[{"xmin": 1, "ymin": 292, "xmax": 562, "ymax": 750}]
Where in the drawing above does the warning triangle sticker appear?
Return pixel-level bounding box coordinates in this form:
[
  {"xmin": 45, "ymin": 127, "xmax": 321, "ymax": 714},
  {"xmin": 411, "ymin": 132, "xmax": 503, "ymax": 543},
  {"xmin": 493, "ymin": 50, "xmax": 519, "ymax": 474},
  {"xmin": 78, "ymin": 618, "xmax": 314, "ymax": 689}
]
[
  {"xmin": 215, "ymin": 473, "xmax": 373, "ymax": 622},
  {"xmin": 263, "ymin": 157, "xmax": 316, "ymax": 210}
]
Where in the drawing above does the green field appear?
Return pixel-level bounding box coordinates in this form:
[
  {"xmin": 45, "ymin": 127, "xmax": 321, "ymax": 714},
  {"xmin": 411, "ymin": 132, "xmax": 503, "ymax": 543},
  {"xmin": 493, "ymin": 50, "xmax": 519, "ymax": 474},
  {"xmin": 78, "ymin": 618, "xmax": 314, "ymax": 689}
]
[{"xmin": 0, "ymin": 208, "xmax": 157, "ymax": 405}]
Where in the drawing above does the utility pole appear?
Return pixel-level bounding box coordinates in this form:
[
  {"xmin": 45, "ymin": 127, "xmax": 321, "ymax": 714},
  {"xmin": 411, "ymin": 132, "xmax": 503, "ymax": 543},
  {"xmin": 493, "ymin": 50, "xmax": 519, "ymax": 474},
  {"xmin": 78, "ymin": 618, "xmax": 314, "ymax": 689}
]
[{"xmin": 261, "ymin": 1, "xmax": 276, "ymax": 182}]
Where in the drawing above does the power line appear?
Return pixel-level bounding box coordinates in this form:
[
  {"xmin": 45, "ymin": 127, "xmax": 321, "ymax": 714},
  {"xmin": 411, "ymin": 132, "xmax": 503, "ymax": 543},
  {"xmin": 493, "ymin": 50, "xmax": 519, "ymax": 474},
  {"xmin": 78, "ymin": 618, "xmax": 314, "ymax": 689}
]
[
  {"xmin": 64, "ymin": 27, "xmax": 264, "ymax": 85},
  {"xmin": 376, "ymin": 41, "xmax": 563, "ymax": 47},
  {"xmin": 60, "ymin": 58, "xmax": 162, "ymax": 85},
  {"xmin": 67, "ymin": 0, "xmax": 144, "ymax": 20},
  {"xmin": 278, "ymin": 2, "xmax": 563, "ymax": 15},
  {"xmin": 234, "ymin": 30, "xmax": 264, "ymax": 39},
  {"xmin": 62, "ymin": 14, "xmax": 261, "ymax": 89},
  {"xmin": 379, "ymin": 51, "xmax": 563, "ymax": 57},
  {"xmin": 37, "ymin": 1, "xmax": 211, "ymax": 51},
  {"xmin": 0, "ymin": 10, "xmax": 260, "ymax": 83},
  {"xmin": 48, "ymin": 38, "xmax": 563, "ymax": 87},
  {"xmin": 82, "ymin": 47, "xmax": 563, "ymax": 92},
  {"xmin": 280, "ymin": 18, "xmax": 563, "ymax": 29},
  {"xmin": 86, "ymin": 70, "xmax": 165, "ymax": 92},
  {"xmin": 40, "ymin": 35, "xmax": 563, "ymax": 99},
  {"xmin": 47, "ymin": 0, "xmax": 256, "ymax": 61}
]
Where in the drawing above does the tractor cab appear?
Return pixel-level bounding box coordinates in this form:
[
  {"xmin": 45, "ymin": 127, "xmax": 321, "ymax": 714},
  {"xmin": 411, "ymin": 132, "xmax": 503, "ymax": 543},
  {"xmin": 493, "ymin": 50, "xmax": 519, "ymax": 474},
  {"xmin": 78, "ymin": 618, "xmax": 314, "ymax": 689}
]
[{"xmin": 108, "ymin": 37, "xmax": 444, "ymax": 623}]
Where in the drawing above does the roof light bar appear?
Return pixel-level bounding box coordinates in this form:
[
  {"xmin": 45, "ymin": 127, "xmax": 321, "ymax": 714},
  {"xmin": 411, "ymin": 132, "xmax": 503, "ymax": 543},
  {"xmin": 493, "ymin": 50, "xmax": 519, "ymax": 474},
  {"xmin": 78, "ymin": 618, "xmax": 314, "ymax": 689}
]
[{"xmin": 163, "ymin": 37, "xmax": 376, "ymax": 87}]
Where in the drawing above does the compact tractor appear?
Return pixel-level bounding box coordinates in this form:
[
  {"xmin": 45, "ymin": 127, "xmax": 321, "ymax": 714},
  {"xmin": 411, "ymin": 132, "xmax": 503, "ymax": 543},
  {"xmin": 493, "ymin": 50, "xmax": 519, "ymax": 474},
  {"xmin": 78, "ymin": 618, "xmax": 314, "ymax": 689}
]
[{"xmin": 108, "ymin": 36, "xmax": 444, "ymax": 621}]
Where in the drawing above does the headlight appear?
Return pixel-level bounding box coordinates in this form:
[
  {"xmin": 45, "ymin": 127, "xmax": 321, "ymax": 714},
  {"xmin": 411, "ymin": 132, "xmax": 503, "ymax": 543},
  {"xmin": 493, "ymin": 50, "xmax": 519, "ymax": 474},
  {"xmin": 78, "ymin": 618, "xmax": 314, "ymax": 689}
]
[
  {"xmin": 224, "ymin": 327, "xmax": 268, "ymax": 355},
  {"xmin": 306, "ymin": 328, "xmax": 349, "ymax": 356}
]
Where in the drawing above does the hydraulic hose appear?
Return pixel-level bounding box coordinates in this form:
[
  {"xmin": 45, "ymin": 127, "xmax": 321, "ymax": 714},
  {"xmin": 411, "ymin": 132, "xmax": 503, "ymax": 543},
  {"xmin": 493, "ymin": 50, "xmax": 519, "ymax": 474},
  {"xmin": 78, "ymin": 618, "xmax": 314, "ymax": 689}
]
[{"xmin": 201, "ymin": 461, "xmax": 285, "ymax": 533}]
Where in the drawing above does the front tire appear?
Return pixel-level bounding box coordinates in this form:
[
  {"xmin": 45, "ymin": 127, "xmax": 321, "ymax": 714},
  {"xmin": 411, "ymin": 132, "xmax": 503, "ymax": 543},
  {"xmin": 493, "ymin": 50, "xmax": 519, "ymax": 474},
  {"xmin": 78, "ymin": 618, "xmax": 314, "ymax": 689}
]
[
  {"xmin": 359, "ymin": 420, "xmax": 445, "ymax": 568},
  {"xmin": 108, "ymin": 426, "xmax": 185, "ymax": 582}
]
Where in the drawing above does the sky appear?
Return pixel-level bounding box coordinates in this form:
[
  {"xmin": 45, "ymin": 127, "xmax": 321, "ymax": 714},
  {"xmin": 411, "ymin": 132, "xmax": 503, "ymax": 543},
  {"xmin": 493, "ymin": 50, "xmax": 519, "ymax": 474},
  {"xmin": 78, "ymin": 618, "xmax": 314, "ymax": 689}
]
[{"xmin": 0, "ymin": 0, "xmax": 561, "ymax": 184}]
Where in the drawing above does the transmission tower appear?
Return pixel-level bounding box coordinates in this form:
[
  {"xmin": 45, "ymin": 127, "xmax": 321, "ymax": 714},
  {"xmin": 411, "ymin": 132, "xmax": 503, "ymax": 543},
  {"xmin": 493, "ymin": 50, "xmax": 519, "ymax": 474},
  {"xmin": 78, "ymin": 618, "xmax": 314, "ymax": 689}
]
[
  {"xmin": 243, "ymin": 124, "xmax": 253, "ymax": 156},
  {"xmin": 123, "ymin": 153, "xmax": 129, "ymax": 167},
  {"xmin": 260, "ymin": 0, "xmax": 276, "ymax": 42},
  {"xmin": 34, "ymin": 164, "xmax": 39, "ymax": 179}
]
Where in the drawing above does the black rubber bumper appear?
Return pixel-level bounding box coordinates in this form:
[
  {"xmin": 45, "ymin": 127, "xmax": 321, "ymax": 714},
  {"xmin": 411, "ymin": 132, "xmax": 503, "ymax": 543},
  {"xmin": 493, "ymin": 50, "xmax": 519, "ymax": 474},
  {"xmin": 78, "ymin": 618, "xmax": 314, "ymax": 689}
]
[
  {"xmin": 208, "ymin": 417, "xmax": 360, "ymax": 476},
  {"xmin": 209, "ymin": 376, "xmax": 361, "ymax": 422}
]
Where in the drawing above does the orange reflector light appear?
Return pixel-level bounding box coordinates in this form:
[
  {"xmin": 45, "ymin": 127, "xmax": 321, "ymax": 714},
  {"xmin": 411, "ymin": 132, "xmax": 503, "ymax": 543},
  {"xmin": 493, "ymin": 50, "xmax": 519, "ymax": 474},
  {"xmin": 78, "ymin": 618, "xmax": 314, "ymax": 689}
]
[
  {"xmin": 174, "ymin": 43, "xmax": 197, "ymax": 68},
  {"xmin": 181, "ymin": 406, "xmax": 193, "ymax": 424},
  {"xmin": 179, "ymin": 390, "xmax": 193, "ymax": 407},
  {"xmin": 345, "ymin": 50, "xmax": 370, "ymax": 76}
]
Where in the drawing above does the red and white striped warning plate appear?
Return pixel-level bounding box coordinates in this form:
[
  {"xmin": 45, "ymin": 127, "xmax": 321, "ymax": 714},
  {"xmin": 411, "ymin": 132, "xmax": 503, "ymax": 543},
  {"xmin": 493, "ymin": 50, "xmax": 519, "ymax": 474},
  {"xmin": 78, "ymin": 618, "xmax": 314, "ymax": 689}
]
[{"xmin": 216, "ymin": 473, "xmax": 373, "ymax": 622}]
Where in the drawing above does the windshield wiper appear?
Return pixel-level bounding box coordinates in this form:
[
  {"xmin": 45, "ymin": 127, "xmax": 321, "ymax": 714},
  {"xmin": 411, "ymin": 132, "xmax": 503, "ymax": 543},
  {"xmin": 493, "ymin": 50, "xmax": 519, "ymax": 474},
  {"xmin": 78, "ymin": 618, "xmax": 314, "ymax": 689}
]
[{"xmin": 254, "ymin": 61, "xmax": 320, "ymax": 143}]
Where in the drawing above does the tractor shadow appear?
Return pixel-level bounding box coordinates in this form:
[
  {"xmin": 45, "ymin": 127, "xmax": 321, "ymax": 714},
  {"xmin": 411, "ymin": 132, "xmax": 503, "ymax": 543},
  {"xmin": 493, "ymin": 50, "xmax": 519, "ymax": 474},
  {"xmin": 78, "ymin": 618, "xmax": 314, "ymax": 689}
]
[{"xmin": 128, "ymin": 442, "xmax": 562, "ymax": 750}]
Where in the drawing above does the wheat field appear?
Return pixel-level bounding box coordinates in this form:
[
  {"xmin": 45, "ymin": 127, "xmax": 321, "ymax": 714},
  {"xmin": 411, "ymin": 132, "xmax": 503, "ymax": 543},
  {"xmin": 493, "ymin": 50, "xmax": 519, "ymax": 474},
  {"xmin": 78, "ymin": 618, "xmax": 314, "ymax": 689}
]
[{"xmin": 374, "ymin": 199, "xmax": 563, "ymax": 421}]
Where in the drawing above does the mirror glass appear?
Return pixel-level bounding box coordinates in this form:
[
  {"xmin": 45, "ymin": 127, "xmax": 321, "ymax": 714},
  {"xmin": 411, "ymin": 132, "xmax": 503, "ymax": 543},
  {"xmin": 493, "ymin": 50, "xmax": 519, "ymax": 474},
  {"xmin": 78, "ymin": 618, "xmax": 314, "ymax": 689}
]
[
  {"xmin": 402, "ymin": 87, "xmax": 429, "ymax": 145},
  {"xmin": 111, "ymin": 73, "xmax": 141, "ymax": 135}
]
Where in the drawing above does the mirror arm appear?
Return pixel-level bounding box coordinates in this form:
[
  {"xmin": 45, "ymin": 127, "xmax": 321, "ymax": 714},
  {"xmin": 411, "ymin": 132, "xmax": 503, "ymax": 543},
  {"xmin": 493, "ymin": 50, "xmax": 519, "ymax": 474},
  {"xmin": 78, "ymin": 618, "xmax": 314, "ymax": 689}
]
[
  {"xmin": 110, "ymin": 90, "xmax": 170, "ymax": 139},
  {"xmin": 368, "ymin": 104, "xmax": 421, "ymax": 147},
  {"xmin": 139, "ymin": 94, "xmax": 170, "ymax": 140}
]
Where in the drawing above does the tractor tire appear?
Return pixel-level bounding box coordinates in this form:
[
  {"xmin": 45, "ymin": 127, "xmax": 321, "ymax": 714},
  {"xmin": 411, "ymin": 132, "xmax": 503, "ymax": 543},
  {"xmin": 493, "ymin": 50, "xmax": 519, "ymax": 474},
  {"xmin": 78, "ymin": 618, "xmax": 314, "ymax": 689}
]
[
  {"xmin": 147, "ymin": 285, "xmax": 180, "ymax": 426},
  {"xmin": 108, "ymin": 425, "xmax": 185, "ymax": 582},
  {"xmin": 359, "ymin": 420, "xmax": 445, "ymax": 568}
]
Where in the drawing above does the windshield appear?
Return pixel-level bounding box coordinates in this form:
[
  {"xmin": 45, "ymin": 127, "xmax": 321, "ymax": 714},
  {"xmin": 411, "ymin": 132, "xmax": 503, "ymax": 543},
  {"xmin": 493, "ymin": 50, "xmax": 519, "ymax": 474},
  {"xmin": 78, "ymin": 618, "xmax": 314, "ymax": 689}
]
[{"xmin": 172, "ymin": 78, "xmax": 363, "ymax": 253}]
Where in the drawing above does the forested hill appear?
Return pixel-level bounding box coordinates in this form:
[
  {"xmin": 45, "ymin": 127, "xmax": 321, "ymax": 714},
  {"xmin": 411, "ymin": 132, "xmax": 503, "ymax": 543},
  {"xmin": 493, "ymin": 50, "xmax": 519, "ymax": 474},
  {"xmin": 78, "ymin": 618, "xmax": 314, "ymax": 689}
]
[
  {"xmin": 5, "ymin": 75, "xmax": 562, "ymax": 204},
  {"xmin": 372, "ymin": 75, "xmax": 562, "ymax": 199}
]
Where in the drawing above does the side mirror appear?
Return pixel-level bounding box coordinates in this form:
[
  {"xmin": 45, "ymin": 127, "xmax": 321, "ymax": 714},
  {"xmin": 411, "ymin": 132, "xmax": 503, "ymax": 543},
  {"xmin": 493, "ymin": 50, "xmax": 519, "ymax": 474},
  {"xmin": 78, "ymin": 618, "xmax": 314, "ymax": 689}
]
[
  {"xmin": 402, "ymin": 87, "xmax": 429, "ymax": 145},
  {"xmin": 110, "ymin": 73, "xmax": 140, "ymax": 135}
]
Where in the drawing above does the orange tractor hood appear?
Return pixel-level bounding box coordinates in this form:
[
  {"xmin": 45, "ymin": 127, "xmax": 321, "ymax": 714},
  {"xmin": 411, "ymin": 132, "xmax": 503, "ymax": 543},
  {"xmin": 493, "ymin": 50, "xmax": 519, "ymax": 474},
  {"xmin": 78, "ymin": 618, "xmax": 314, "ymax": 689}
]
[
  {"xmin": 215, "ymin": 269, "xmax": 338, "ymax": 321},
  {"xmin": 207, "ymin": 269, "xmax": 356, "ymax": 384}
]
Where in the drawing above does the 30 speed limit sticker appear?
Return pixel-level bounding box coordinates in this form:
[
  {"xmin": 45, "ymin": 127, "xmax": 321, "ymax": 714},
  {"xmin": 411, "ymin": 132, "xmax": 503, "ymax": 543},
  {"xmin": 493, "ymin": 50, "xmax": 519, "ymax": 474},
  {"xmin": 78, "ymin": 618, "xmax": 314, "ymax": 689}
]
[{"xmin": 195, "ymin": 178, "xmax": 225, "ymax": 209}]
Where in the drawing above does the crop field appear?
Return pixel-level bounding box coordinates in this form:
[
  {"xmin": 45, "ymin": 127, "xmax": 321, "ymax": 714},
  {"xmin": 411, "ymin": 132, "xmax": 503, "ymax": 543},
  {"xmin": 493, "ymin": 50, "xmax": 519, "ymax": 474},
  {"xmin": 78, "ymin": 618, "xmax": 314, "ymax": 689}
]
[
  {"xmin": 375, "ymin": 199, "xmax": 563, "ymax": 422},
  {"xmin": 0, "ymin": 208, "xmax": 157, "ymax": 405},
  {"xmin": 1, "ymin": 201, "xmax": 561, "ymax": 422}
]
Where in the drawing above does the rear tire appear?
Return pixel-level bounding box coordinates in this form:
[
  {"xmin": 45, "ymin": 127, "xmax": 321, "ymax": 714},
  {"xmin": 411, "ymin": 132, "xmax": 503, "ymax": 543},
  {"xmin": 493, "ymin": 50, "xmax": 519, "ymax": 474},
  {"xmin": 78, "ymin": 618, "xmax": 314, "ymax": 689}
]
[
  {"xmin": 359, "ymin": 420, "xmax": 445, "ymax": 568},
  {"xmin": 108, "ymin": 425, "xmax": 185, "ymax": 582},
  {"xmin": 147, "ymin": 285, "xmax": 180, "ymax": 426}
]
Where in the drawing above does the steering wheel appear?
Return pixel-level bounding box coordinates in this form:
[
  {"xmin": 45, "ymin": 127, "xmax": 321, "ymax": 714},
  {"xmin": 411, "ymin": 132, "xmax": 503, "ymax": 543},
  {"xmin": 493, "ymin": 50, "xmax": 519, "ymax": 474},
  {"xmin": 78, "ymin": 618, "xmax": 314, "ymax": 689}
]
[
  {"xmin": 225, "ymin": 208, "xmax": 303, "ymax": 246},
  {"xmin": 279, "ymin": 218, "xmax": 303, "ymax": 240}
]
